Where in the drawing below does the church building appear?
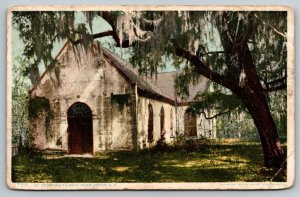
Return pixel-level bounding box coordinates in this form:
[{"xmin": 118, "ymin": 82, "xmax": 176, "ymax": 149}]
[{"xmin": 29, "ymin": 43, "xmax": 216, "ymax": 154}]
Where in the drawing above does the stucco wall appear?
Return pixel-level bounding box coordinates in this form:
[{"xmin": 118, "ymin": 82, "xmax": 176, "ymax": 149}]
[
  {"xmin": 136, "ymin": 96, "xmax": 216, "ymax": 149},
  {"xmin": 133, "ymin": 94, "xmax": 216, "ymax": 148},
  {"xmin": 136, "ymin": 97, "xmax": 176, "ymax": 149},
  {"xmin": 29, "ymin": 45, "xmax": 134, "ymax": 153}
]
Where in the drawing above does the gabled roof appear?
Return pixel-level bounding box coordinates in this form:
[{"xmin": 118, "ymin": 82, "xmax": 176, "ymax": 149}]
[
  {"xmin": 154, "ymin": 71, "xmax": 208, "ymax": 102},
  {"xmin": 102, "ymin": 48, "xmax": 169, "ymax": 99},
  {"xmin": 32, "ymin": 42, "xmax": 208, "ymax": 104},
  {"xmin": 103, "ymin": 48, "xmax": 208, "ymax": 104}
]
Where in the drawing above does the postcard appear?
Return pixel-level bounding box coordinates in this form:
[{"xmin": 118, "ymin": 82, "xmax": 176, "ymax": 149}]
[{"xmin": 6, "ymin": 5, "xmax": 295, "ymax": 190}]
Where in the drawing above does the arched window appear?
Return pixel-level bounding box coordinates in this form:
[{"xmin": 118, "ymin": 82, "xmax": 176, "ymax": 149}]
[
  {"xmin": 184, "ymin": 109, "xmax": 197, "ymax": 137},
  {"xmin": 147, "ymin": 104, "xmax": 154, "ymax": 142},
  {"xmin": 170, "ymin": 109, "xmax": 174, "ymax": 137},
  {"xmin": 67, "ymin": 102, "xmax": 92, "ymax": 117},
  {"xmin": 160, "ymin": 106, "xmax": 165, "ymax": 138}
]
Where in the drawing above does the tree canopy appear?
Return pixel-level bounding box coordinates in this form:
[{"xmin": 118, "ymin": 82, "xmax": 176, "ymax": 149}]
[{"xmin": 12, "ymin": 10, "xmax": 288, "ymax": 168}]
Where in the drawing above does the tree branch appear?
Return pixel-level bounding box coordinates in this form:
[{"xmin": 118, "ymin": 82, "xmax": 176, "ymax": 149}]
[
  {"xmin": 265, "ymin": 84, "xmax": 287, "ymax": 92},
  {"xmin": 199, "ymin": 110, "xmax": 230, "ymax": 120},
  {"xmin": 97, "ymin": 11, "xmax": 153, "ymax": 48},
  {"xmin": 199, "ymin": 51, "xmax": 225, "ymax": 57},
  {"xmin": 240, "ymin": 12, "xmax": 255, "ymax": 46},
  {"xmin": 254, "ymin": 13, "xmax": 287, "ymax": 38},
  {"xmin": 174, "ymin": 46, "xmax": 238, "ymax": 92},
  {"xmin": 71, "ymin": 30, "xmax": 115, "ymax": 45},
  {"xmin": 266, "ymin": 76, "xmax": 286, "ymax": 86},
  {"xmin": 264, "ymin": 76, "xmax": 287, "ymax": 92}
]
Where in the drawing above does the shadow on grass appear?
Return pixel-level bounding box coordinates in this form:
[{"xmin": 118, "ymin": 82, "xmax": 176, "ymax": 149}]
[{"xmin": 11, "ymin": 143, "xmax": 287, "ymax": 183}]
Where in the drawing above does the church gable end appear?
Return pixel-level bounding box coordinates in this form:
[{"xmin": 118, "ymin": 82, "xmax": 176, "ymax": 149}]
[{"xmin": 29, "ymin": 44, "xmax": 136, "ymax": 153}]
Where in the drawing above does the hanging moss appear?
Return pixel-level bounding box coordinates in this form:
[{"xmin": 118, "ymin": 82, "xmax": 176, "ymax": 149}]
[
  {"xmin": 111, "ymin": 94, "xmax": 131, "ymax": 111},
  {"xmin": 29, "ymin": 97, "xmax": 51, "ymax": 117},
  {"xmin": 29, "ymin": 97, "xmax": 53, "ymax": 138}
]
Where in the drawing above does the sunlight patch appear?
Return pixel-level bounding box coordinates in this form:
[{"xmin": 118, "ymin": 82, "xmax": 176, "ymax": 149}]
[{"xmin": 113, "ymin": 166, "xmax": 130, "ymax": 172}]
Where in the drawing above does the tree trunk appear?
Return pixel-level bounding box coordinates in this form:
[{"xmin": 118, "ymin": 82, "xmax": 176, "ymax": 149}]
[
  {"xmin": 240, "ymin": 88, "xmax": 285, "ymax": 168},
  {"xmin": 174, "ymin": 32, "xmax": 286, "ymax": 169}
]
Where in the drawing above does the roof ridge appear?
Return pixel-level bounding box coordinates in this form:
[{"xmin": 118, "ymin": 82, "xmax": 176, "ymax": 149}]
[{"xmin": 101, "ymin": 47, "xmax": 175, "ymax": 101}]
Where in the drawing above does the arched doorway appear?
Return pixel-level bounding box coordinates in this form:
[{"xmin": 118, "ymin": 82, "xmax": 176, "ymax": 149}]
[
  {"xmin": 147, "ymin": 104, "xmax": 154, "ymax": 142},
  {"xmin": 184, "ymin": 109, "xmax": 197, "ymax": 137},
  {"xmin": 67, "ymin": 102, "xmax": 93, "ymax": 154}
]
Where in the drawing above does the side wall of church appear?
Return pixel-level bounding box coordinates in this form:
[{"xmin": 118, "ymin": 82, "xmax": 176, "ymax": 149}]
[
  {"xmin": 177, "ymin": 106, "xmax": 216, "ymax": 139},
  {"xmin": 136, "ymin": 97, "xmax": 216, "ymax": 149},
  {"xmin": 136, "ymin": 97, "xmax": 176, "ymax": 149}
]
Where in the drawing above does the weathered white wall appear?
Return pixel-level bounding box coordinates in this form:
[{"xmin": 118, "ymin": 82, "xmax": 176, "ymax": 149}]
[
  {"xmin": 30, "ymin": 45, "xmax": 134, "ymax": 153},
  {"xmin": 136, "ymin": 97, "xmax": 216, "ymax": 149},
  {"xmin": 136, "ymin": 97, "xmax": 176, "ymax": 149},
  {"xmin": 173, "ymin": 105, "xmax": 215, "ymax": 139}
]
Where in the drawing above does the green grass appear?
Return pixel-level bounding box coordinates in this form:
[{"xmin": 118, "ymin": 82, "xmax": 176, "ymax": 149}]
[{"xmin": 11, "ymin": 141, "xmax": 287, "ymax": 183}]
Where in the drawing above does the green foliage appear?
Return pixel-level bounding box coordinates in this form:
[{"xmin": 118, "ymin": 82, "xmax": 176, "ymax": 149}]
[
  {"xmin": 29, "ymin": 96, "xmax": 52, "ymax": 136},
  {"xmin": 13, "ymin": 12, "xmax": 61, "ymax": 84},
  {"xmin": 251, "ymin": 12, "xmax": 287, "ymax": 86},
  {"xmin": 216, "ymin": 113, "xmax": 259, "ymax": 140},
  {"xmin": 170, "ymin": 134, "xmax": 213, "ymax": 152},
  {"xmin": 12, "ymin": 62, "xmax": 30, "ymax": 146},
  {"xmin": 193, "ymin": 86, "xmax": 244, "ymax": 113},
  {"xmin": 111, "ymin": 94, "xmax": 131, "ymax": 111},
  {"xmin": 12, "ymin": 142, "xmax": 286, "ymax": 182},
  {"xmin": 12, "ymin": 11, "xmax": 99, "ymax": 84},
  {"xmin": 129, "ymin": 11, "xmax": 206, "ymax": 76},
  {"xmin": 174, "ymin": 64, "xmax": 202, "ymax": 98},
  {"xmin": 29, "ymin": 97, "xmax": 51, "ymax": 118},
  {"xmin": 12, "ymin": 10, "xmax": 287, "ymax": 87},
  {"xmin": 269, "ymin": 90, "xmax": 287, "ymax": 141}
]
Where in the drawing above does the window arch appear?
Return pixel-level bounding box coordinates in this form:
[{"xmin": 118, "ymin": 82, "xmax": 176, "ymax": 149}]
[
  {"xmin": 67, "ymin": 102, "xmax": 92, "ymax": 117},
  {"xmin": 184, "ymin": 109, "xmax": 197, "ymax": 137},
  {"xmin": 160, "ymin": 106, "xmax": 165, "ymax": 137},
  {"xmin": 170, "ymin": 109, "xmax": 174, "ymax": 137},
  {"xmin": 147, "ymin": 104, "xmax": 154, "ymax": 142}
]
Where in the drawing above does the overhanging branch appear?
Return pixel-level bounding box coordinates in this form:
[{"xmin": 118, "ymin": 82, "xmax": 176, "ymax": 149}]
[
  {"xmin": 199, "ymin": 51, "xmax": 225, "ymax": 57},
  {"xmin": 70, "ymin": 30, "xmax": 115, "ymax": 45},
  {"xmin": 266, "ymin": 76, "xmax": 286, "ymax": 86},
  {"xmin": 265, "ymin": 76, "xmax": 287, "ymax": 92},
  {"xmin": 199, "ymin": 110, "xmax": 230, "ymax": 120},
  {"xmin": 174, "ymin": 46, "xmax": 238, "ymax": 92},
  {"xmin": 265, "ymin": 84, "xmax": 287, "ymax": 92},
  {"xmin": 97, "ymin": 11, "xmax": 150, "ymax": 48}
]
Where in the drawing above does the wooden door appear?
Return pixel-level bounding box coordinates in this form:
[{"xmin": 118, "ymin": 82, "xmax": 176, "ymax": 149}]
[
  {"xmin": 67, "ymin": 102, "xmax": 93, "ymax": 154},
  {"xmin": 184, "ymin": 110, "xmax": 197, "ymax": 137}
]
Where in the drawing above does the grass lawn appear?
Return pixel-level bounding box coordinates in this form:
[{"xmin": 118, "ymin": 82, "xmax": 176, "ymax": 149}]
[{"xmin": 11, "ymin": 140, "xmax": 287, "ymax": 183}]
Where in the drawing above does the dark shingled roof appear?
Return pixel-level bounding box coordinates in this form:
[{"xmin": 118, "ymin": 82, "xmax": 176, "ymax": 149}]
[
  {"xmin": 102, "ymin": 48, "xmax": 167, "ymax": 99},
  {"xmin": 154, "ymin": 71, "xmax": 208, "ymax": 102},
  {"xmin": 103, "ymin": 48, "xmax": 208, "ymax": 103}
]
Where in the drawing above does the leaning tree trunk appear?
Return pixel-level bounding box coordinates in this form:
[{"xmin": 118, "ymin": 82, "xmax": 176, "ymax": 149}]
[{"xmin": 240, "ymin": 87, "xmax": 285, "ymax": 168}]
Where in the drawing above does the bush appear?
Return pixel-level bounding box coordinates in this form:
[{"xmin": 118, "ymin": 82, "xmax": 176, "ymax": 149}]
[
  {"xmin": 149, "ymin": 134, "xmax": 215, "ymax": 153},
  {"xmin": 152, "ymin": 137, "xmax": 169, "ymax": 152}
]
